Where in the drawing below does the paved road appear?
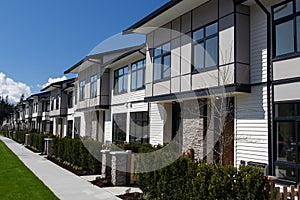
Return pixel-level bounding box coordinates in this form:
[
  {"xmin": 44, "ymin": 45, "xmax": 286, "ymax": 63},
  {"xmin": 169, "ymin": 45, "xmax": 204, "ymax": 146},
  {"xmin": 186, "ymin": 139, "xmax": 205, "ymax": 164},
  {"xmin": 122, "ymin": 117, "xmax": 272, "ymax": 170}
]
[{"xmin": 0, "ymin": 136, "xmax": 120, "ymax": 200}]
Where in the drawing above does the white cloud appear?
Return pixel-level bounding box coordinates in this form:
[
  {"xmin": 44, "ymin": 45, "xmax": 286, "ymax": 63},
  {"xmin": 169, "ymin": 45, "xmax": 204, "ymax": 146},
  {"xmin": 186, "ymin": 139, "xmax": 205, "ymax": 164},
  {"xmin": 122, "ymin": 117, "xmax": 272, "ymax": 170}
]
[
  {"xmin": 42, "ymin": 76, "xmax": 67, "ymax": 88},
  {"xmin": 0, "ymin": 72, "xmax": 31, "ymax": 104}
]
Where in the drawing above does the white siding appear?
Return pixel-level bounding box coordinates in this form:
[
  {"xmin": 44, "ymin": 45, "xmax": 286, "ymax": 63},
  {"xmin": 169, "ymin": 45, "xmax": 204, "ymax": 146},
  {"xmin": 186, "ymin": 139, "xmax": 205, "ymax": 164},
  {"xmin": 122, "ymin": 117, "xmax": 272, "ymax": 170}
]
[
  {"xmin": 149, "ymin": 103, "xmax": 164, "ymax": 145},
  {"xmin": 235, "ymin": 85, "xmax": 268, "ymax": 166},
  {"xmin": 250, "ymin": 5, "xmax": 267, "ymax": 84}
]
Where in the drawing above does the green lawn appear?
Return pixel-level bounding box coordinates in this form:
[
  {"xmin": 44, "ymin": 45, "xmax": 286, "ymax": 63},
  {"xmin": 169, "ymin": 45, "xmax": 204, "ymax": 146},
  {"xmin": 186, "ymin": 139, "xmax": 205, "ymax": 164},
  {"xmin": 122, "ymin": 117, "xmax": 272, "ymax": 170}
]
[{"xmin": 0, "ymin": 140, "xmax": 58, "ymax": 200}]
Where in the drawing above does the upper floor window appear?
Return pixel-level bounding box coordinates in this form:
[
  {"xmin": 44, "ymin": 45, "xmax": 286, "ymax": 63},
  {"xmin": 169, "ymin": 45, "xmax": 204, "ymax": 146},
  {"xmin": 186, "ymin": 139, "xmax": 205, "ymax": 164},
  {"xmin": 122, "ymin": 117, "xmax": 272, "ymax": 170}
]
[
  {"xmin": 74, "ymin": 86, "xmax": 78, "ymax": 105},
  {"xmin": 272, "ymin": 0, "xmax": 300, "ymax": 57},
  {"xmin": 55, "ymin": 96, "xmax": 59, "ymax": 110},
  {"xmin": 90, "ymin": 75, "xmax": 97, "ymax": 98},
  {"xmin": 114, "ymin": 66, "xmax": 128, "ymax": 94},
  {"xmin": 79, "ymin": 80, "xmax": 85, "ymax": 101},
  {"xmin": 153, "ymin": 43, "xmax": 171, "ymax": 81},
  {"xmin": 131, "ymin": 59, "xmax": 146, "ymax": 91},
  {"xmin": 192, "ymin": 22, "xmax": 218, "ymax": 73},
  {"xmin": 68, "ymin": 91, "xmax": 73, "ymax": 109},
  {"xmin": 51, "ymin": 99, "xmax": 54, "ymax": 111}
]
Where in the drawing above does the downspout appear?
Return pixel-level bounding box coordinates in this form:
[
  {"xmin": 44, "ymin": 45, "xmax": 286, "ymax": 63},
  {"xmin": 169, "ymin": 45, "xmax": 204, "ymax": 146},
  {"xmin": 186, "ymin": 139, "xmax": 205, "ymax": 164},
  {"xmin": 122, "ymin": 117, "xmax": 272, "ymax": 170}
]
[
  {"xmin": 253, "ymin": 0, "xmax": 272, "ymax": 176},
  {"xmin": 235, "ymin": 0, "xmax": 272, "ymax": 174}
]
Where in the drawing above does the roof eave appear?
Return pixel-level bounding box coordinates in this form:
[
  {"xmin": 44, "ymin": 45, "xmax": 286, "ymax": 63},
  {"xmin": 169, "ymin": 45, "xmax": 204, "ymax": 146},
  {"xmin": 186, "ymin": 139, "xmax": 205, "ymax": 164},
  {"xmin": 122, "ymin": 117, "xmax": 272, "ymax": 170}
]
[{"xmin": 123, "ymin": 0, "xmax": 183, "ymax": 35}]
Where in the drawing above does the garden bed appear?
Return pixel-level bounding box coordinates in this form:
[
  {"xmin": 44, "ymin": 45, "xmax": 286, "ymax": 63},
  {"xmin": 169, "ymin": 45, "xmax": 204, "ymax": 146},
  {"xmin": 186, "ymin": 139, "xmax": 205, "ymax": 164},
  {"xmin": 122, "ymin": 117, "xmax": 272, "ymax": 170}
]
[
  {"xmin": 117, "ymin": 192, "xmax": 143, "ymax": 200},
  {"xmin": 47, "ymin": 156, "xmax": 97, "ymax": 176}
]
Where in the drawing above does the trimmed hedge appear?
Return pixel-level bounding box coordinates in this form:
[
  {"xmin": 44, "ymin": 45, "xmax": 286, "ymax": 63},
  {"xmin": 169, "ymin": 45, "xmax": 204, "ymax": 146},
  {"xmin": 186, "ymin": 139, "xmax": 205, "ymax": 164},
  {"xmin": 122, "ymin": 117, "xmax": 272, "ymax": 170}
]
[
  {"xmin": 0, "ymin": 130, "xmax": 9, "ymax": 138},
  {"xmin": 51, "ymin": 137, "xmax": 102, "ymax": 174},
  {"xmin": 28, "ymin": 133, "xmax": 48, "ymax": 152},
  {"xmin": 138, "ymin": 157, "xmax": 270, "ymax": 200},
  {"xmin": 13, "ymin": 131, "xmax": 26, "ymax": 144}
]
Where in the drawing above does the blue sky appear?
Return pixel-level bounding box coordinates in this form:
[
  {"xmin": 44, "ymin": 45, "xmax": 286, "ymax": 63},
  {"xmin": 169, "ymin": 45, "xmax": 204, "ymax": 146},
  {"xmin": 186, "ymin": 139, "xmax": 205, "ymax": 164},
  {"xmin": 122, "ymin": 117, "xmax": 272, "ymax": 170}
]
[{"xmin": 0, "ymin": 0, "xmax": 169, "ymax": 103}]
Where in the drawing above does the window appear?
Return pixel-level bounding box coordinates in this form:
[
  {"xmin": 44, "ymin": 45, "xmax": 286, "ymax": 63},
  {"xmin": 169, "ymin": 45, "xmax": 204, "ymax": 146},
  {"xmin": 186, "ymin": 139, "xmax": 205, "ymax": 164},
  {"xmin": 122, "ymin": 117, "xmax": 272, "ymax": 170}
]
[
  {"xmin": 153, "ymin": 43, "xmax": 171, "ymax": 81},
  {"xmin": 68, "ymin": 91, "xmax": 73, "ymax": 108},
  {"xmin": 131, "ymin": 59, "xmax": 146, "ymax": 91},
  {"xmin": 67, "ymin": 120, "xmax": 73, "ymax": 138},
  {"xmin": 112, "ymin": 113, "xmax": 126, "ymax": 143},
  {"xmin": 50, "ymin": 99, "xmax": 54, "ymax": 111},
  {"xmin": 114, "ymin": 66, "xmax": 128, "ymax": 94},
  {"xmin": 55, "ymin": 96, "xmax": 59, "ymax": 110},
  {"xmin": 90, "ymin": 75, "xmax": 97, "ymax": 98},
  {"xmin": 274, "ymin": 102, "xmax": 300, "ymax": 182},
  {"xmin": 273, "ymin": 0, "xmax": 300, "ymax": 57},
  {"xmin": 74, "ymin": 86, "xmax": 78, "ymax": 105},
  {"xmin": 192, "ymin": 22, "xmax": 218, "ymax": 72},
  {"xmin": 79, "ymin": 80, "xmax": 85, "ymax": 101},
  {"xmin": 130, "ymin": 112, "xmax": 149, "ymax": 144},
  {"xmin": 74, "ymin": 117, "xmax": 80, "ymax": 138}
]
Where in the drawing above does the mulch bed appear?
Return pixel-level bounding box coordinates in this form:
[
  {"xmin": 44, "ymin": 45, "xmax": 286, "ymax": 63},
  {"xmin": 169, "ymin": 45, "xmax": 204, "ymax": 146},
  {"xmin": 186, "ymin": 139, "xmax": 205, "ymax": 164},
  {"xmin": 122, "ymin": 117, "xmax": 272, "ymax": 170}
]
[
  {"xmin": 47, "ymin": 156, "xmax": 95, "ymax": 176},
  {"xmin": 117, "ymin": 192, "xmax": 144, "ymax": 200},
  {"xmin": 90, "ymin": 177, "xmax": 113, "ymax": 187}
]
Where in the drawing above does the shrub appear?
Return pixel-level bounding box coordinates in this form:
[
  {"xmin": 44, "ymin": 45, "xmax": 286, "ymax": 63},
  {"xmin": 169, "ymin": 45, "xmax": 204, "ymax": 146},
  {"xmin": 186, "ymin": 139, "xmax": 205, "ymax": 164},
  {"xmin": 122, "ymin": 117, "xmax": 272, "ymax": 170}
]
[
  {"xmin": 28, "ymin": 133, "xmax": 47, "ymax": 152},
  {"xmin": 137, "ymin": 157, "xmax": 269, "ymax": 200},
  {"xmin": 14, "ymin": 131, "xmax": 26, "ymax": 144},
  {"xmin": 51, "ymin": 137, "xmax": 101, "ymax": 174}
]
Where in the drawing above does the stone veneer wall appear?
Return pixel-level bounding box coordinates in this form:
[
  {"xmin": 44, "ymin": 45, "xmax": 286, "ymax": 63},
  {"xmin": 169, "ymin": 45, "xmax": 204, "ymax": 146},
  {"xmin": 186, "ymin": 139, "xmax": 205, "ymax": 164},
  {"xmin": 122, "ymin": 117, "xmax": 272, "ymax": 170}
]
[
  {"xmin": 110, "ymin": 151, "xmax": 128, "ymax": 186},
  {"xmin": 181, "ymin": 99, "xmax": 206, "ymax": 160}
]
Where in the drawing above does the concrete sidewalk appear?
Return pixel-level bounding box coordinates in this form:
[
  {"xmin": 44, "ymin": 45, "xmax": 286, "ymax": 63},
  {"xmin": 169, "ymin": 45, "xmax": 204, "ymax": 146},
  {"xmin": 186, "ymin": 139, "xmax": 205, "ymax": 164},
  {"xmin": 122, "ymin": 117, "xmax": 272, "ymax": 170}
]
[{"xmin": 0, "ymin": 136, "xmax": 120, "ymax": 200}]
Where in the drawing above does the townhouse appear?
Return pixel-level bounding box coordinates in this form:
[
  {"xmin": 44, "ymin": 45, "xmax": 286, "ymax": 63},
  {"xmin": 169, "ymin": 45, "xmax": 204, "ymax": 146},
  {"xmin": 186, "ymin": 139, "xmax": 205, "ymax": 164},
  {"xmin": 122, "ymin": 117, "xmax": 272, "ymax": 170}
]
[
  {"xmin": 41, "ymin": 78, "xmax": 75, "ymax": 137},
  {"xmin": 27, "ymin": 92, "xmax": 51, "ymax": 133},
  {"xmin": 3, "ymin": 0, "xmax": 299, "ymax": 184},
  {"xmin": 121, "ymin": 0, "xmax": 300, "ymax": 184},
  {"xmin": 64, "ymin": 44, "xmax": 148, "ymax": 144}
]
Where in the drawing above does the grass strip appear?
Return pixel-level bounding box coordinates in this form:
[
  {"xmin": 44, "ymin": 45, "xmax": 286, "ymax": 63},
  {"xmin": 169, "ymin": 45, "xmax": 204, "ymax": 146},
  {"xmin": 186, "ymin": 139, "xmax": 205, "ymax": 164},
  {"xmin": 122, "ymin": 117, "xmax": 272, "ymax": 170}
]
[{"xmin": 0, "ymin": 140, "xmax": 58, "ymax": 200}]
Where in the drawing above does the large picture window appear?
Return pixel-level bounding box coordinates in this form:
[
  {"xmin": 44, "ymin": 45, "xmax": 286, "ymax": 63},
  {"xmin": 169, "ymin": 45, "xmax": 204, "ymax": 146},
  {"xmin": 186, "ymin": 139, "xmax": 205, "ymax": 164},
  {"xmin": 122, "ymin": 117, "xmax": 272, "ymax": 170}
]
[
  {"xmin": 112, "ymin": 113, "xmax": 127, "ymax": 144},
  {"xmin": 131, "ymin": 59, "xmax": 146, "ymax": 91},
  {"xmin": 192, "ymin": 22, "xmax": 218, "ymax": 72},
  {"xmin": 274, "ymin": 102, "xmax": 300, "ymax": 182},
  {"xmin": 90, "ymin": 75, "xmax": 97, "ymax": 98},
  {"xmin": 272, "ymin": 0, "xmax": 300, "ymax": 57},
  {"xmin": 130, "ymin": 112, "xmax": 149, "ymax": 144},
  {"xmin": 114, "ymin": 66, "xmax": 128, "ymax": 94},
  {"xmin": 153, "ymin": 43, "xmax": 171, "ymax": 81}
]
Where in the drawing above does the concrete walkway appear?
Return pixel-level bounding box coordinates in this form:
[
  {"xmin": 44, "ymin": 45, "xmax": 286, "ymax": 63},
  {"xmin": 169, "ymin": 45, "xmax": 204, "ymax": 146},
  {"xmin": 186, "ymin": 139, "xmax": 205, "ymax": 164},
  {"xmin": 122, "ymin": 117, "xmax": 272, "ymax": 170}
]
[{"xmin": 0, "ymin": 136, "xmax": 120, "ymax": 200}]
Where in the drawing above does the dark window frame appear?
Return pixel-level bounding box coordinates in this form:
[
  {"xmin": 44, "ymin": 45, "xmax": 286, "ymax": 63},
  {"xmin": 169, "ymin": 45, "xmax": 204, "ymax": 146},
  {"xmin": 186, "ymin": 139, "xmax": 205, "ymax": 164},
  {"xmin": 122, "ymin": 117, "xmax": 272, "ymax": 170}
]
[
  {"xmin": 79, "ymin": 80, "xmax": 85, "ymax": 101},
  {"xmin": 191, "ymin": 21, "xmax": 219, "ymax": 74},
  {"xmin": 114, "ymin": 66, "xmax": 128, "ymax": 95},
  {"xmin": 131, "ymin": 59, "xmax": 146, "ymax": 91},
  {"xmin": 273, "ymin": 101, "xmax": 300, "ymax": 183},
  {"xmin": 152, "ymin": 42, "xmax": 171, "ymax": 83},
  {"xmin": 55, "ymin": 96, "xmax": 59, "ymax": 110},
  {"xmin": 272, "ymin": 0, "xmax": 300, "ymax": 59},
  {"xmin": 129, "ymin": 111, "xmax": 149, "ymax": 144},
  {"xmin": 112, "ymin": 113, "xmax": 127, "ymax": 144},
  {"xmin": 67, "ymin": 91, "xmax": 73, "ymax": 109},
  {"xmin": 90, "ymin": 75, "xmax": 97, "ymax": 98}
]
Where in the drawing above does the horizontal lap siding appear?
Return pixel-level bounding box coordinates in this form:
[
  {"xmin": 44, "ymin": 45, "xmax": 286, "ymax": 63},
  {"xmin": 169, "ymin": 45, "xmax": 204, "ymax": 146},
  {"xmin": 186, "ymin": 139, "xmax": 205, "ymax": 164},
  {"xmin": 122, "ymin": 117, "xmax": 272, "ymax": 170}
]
[
  {"xmin": 149, "ymin": 103, "xmax": 164, "ymax": 145},
  {"xmin": 234, "ymin": 3, "xmax": 272, "ymax": 167},
  {"xmin": 250, "ymin": 5, "xmax": 267, "ymax": 84},
  {"xmin": 235, "ymin": 85, "xmax": 268, "ymax": 166}
]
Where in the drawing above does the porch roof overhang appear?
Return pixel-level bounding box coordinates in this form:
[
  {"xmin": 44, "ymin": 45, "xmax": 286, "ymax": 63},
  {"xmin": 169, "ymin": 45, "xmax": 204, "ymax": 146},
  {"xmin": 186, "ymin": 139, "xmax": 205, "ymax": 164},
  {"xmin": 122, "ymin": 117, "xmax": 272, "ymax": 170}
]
[
  {"xmin": 41, "ymin": 78, "xmax": 76, "ymax": 92},
  {"xmin": 64, "ymin": 44, "xmax": 145, "ymax": 74},
  {"xmin": 123, "ymin": 0, "xmax": 209, "ymax": 35}
]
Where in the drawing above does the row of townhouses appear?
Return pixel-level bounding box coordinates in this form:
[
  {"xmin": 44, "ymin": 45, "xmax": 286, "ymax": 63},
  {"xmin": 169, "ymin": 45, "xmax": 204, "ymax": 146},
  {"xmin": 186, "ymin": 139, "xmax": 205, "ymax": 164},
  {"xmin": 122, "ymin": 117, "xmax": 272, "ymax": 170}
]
[{"xmin": 3, "ymin": 0, "xmax": 300, "ymax": 184}]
